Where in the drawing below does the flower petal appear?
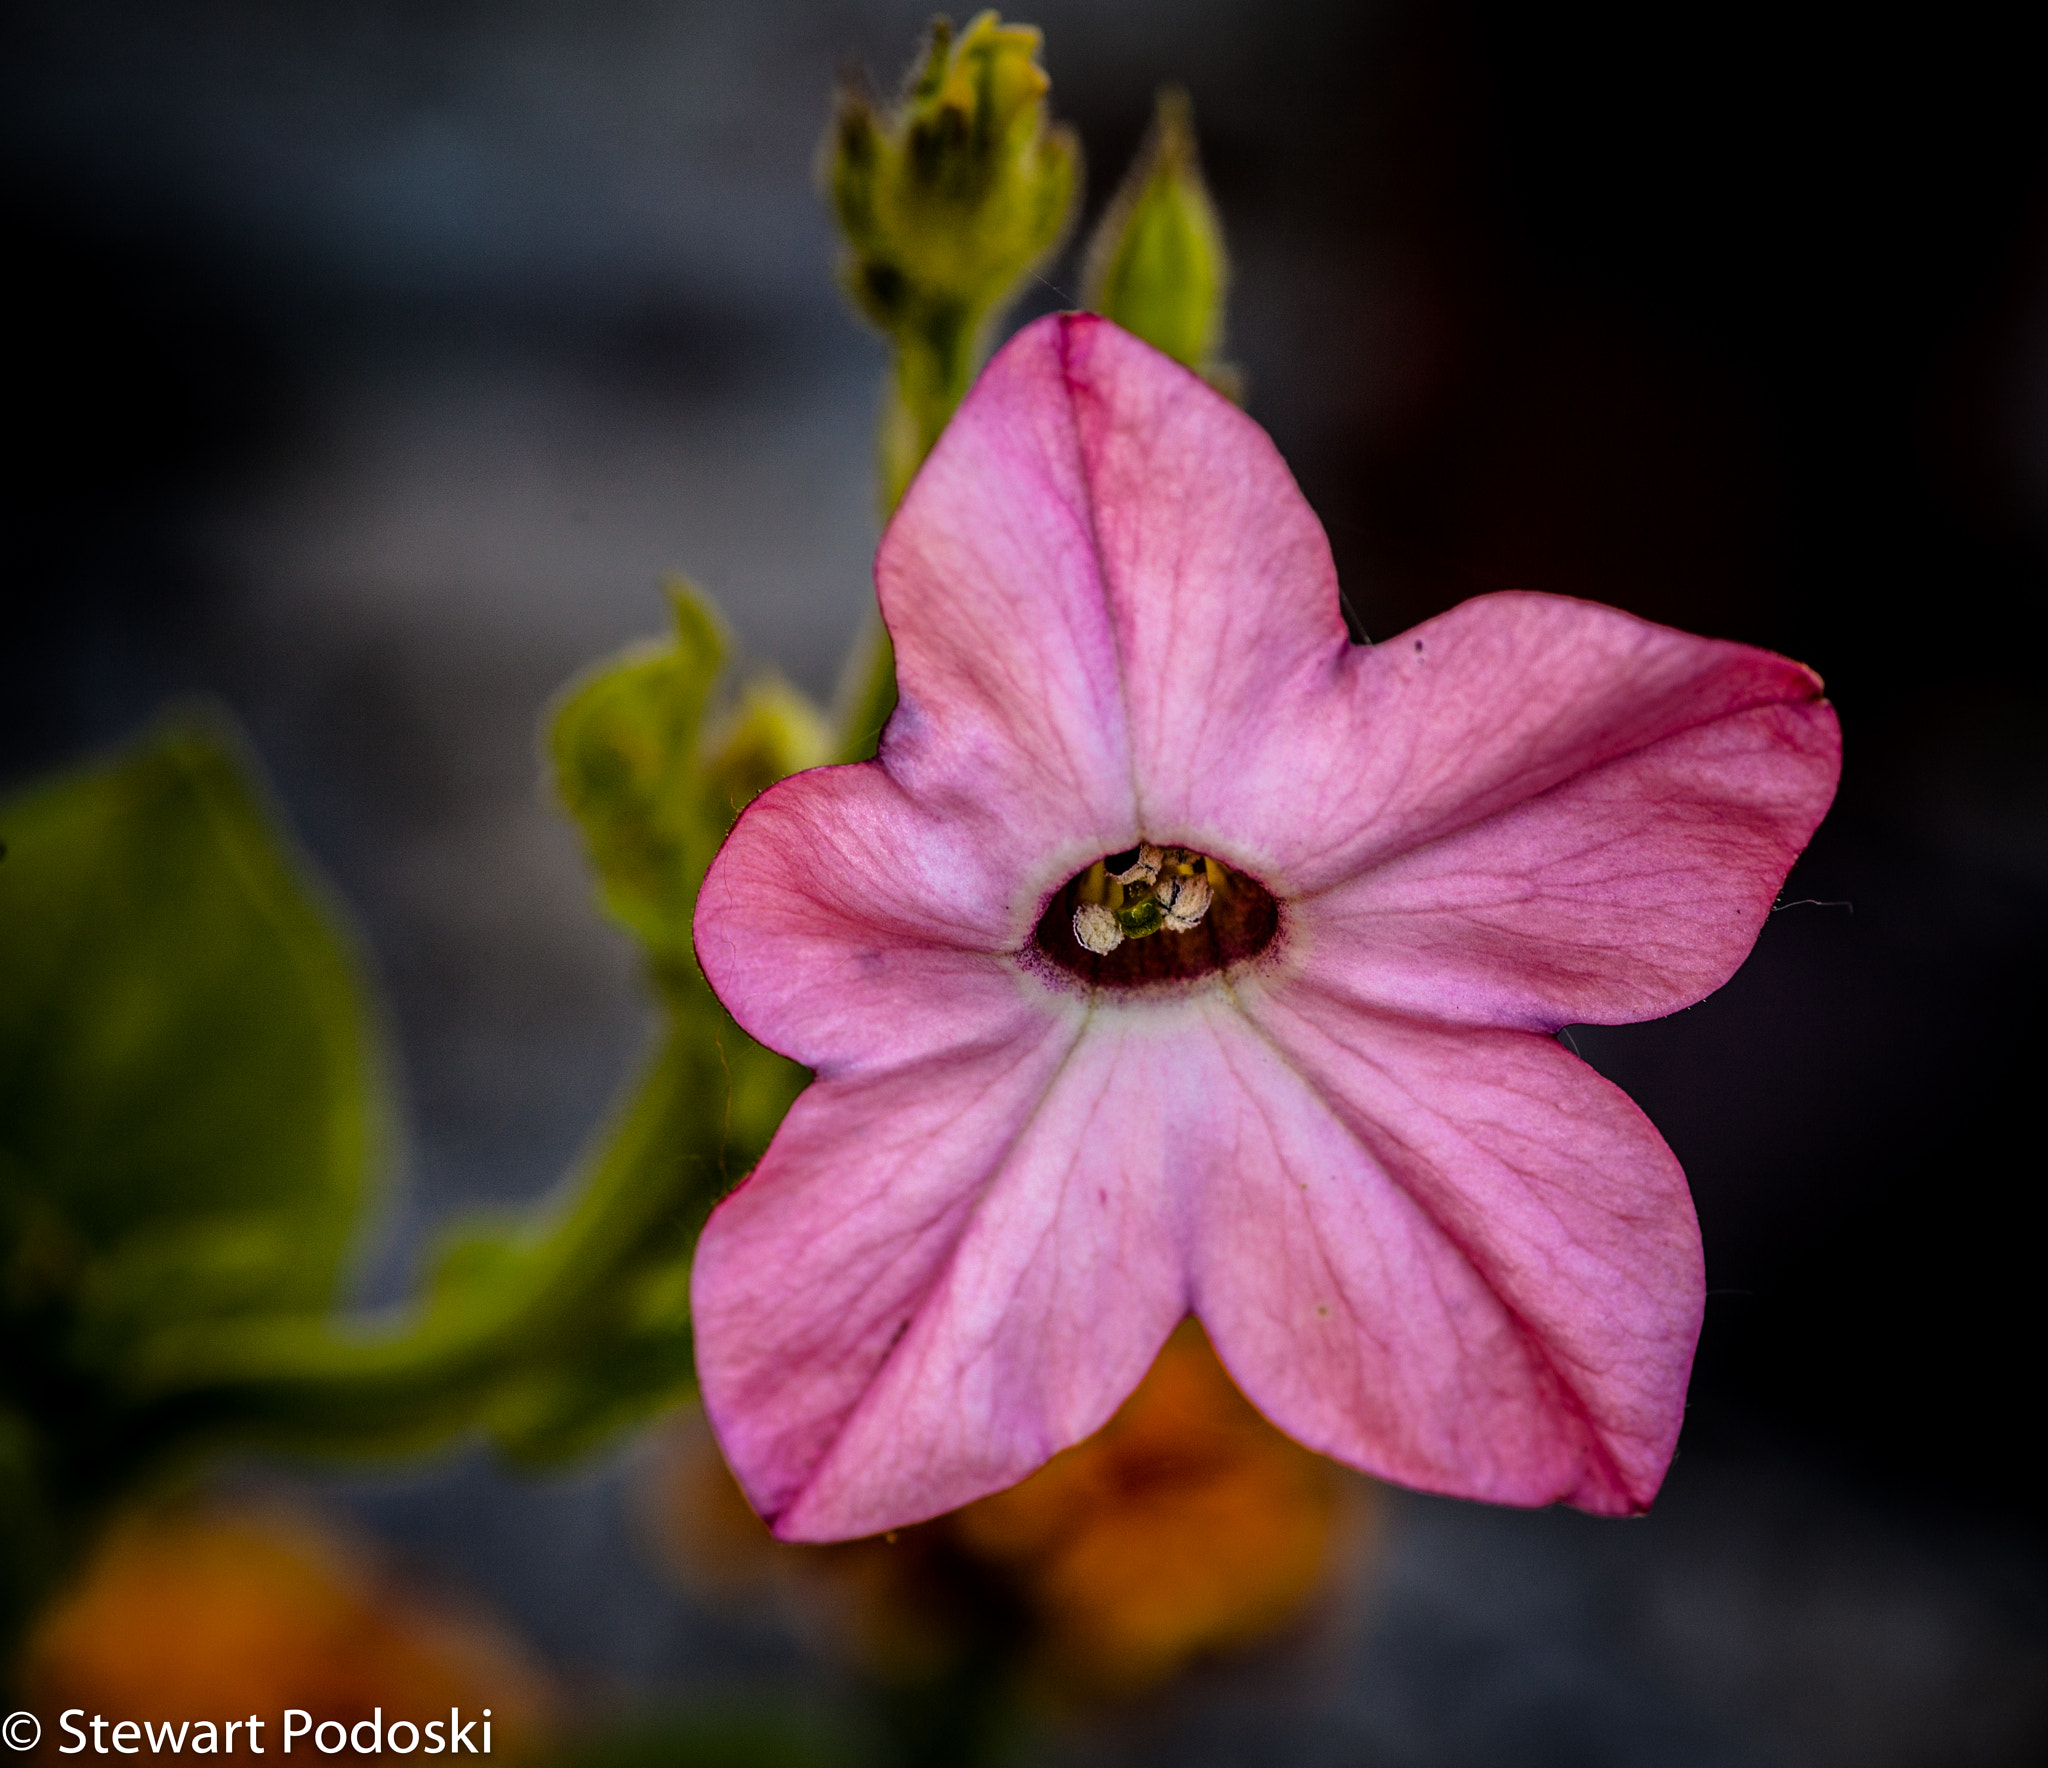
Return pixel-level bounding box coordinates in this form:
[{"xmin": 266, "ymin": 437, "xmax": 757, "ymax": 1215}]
[
  {"xmin": 1035, "ymin": 318, "xmax": 1350, "ymax": 840},
  {"xmin": 877, "ymin": 317, "xmax": 1142, "ymax": 865},
  {"xmin": 1193, "ymin": 981, "xmax": 1701, "ymax": 1514},
  {"xmin": 694, "ymin": 764, "xmax": 1043, "ymax": 1075},
  {"xmin": 1236, "ymin": 591, "xmax": 1837, "ymax": 898},
  {"xmin": 692, "ymin": 1009, "xmax": 1196, "ymax": 1541},
  {"xmin": 879, "ymin": 314, "xmax": 1347, "ymax": 862},
  {"xmin": 691, "ymin": 320, "xmax": 1832, "ymax": 1541},
  {"xmin": 1297, "ymin": 659, "xmax": 1842, "ymax": 1029}
]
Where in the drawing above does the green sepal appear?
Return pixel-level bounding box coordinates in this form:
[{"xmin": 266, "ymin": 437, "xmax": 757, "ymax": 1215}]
[
  {"xmin": 548, "ymin": 582, "xmax": 727, "ymax": 982},
  {"xmin": 548, "ymin": 580, "xmax": 828, "ymax": 1001}
]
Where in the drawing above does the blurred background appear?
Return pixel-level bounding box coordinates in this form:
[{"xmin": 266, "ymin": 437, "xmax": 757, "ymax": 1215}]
[{"xmin": 4, "ymin": 1, "xmax": 2046, "ymax": 1763}]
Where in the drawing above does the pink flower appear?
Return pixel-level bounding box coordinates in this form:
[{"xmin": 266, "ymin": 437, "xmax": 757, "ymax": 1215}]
[{"xmin": 691, "ymin": 314, "xmax": 1840, "ymax": 1541}]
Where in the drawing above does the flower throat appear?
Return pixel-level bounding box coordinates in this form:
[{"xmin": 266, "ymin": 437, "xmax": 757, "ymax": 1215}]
[{"xmin": 1032, "ymin": 842, "xmax": 1279, "ymax": 986}]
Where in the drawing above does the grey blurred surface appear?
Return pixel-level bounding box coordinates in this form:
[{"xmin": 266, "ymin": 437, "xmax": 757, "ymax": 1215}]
[
  {"xmin": 7, "ymin": 2, "xmax": 2047, "ymax": 1763},
  {"xmin": 311, "ymin": 1440, "xmax": 2048, "ymax": 1767},
  {"xmin": 1058, "ymin": 1454, "xmax": 2048, "ymax": 1768},
  {"xmin": 209, "ymin": 329, "xmax": 885, "ymax": 1256}
]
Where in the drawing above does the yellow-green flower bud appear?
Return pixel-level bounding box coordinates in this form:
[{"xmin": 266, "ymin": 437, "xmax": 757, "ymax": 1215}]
[
  {"xmin": 1082, "ymin": 88, "xmax": 1231, "ymax": 382},
  {"xmin": 700, "ymin": 677, "xmax": 832, "ymax": 828},
  {"xmin": 825, "ymin": 12, "xmax": 1081, "ymax": 507}
]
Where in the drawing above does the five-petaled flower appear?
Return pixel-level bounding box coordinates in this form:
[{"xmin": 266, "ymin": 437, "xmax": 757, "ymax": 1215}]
[{"xmin": 691, "ymin": 313, "xmax": 1840, "ymax": 1541}]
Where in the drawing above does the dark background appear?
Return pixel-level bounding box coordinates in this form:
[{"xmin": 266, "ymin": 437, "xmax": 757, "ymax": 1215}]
[{"xmin": 5, "ymin": 3, "xmax": 2046, "ymax": 1762}]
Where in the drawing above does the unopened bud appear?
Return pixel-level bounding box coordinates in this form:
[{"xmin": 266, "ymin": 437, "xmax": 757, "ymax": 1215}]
[
  {"xmin": 825, "ymin": 12, "xmax": 1081, "ymax": 505},
  {"xmin": 702, "ymin": 679, "xmax": 832, "ymax": 826},
  {"xmin": 1082, "ymin": 88, "xmax": 1231, "ymax": 381}
]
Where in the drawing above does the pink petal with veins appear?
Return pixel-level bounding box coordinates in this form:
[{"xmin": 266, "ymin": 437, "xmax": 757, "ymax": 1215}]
[
  {"xmin": 1294, "ymin": 616, "xmax": 1842, "ymax": 1028},
  {"xmin": 1203, "ymin": 983, "xmax": 1700, "ymax": 1514},
  {"xmin": 877, "ymin": 322, "xmax": 1139, "ymax": 861},
  {"xmin": 1222, "ymin": 590, "xmax": 1838, "ymax": 896},
  {"xmin": 691, "ymin": 1014, "xmax": 1080, "ymax": 1526},
  {"xmin": 696, "ymin": 1008, "xmax": 1198, "ymax": 1540},
  {"xmin": 1047, "ymin": 319, "xmax": 1349, "ymax": 842},
  {"xmin": 693, "ymin": 764, "xmax": 1041, "ymax": 1075}
]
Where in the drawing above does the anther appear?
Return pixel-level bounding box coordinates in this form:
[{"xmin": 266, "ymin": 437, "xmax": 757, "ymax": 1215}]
[
  {"xmin": 1106, "ymin": 843, "xmax": 1163, "ymax": 886},
  {"xmin": 1036, "ymin": 845, "xmax": 1277, "ymax": 984},
  {"xmin": 1073, "ymin": 841, "xmax": 1215, "ymax": 951},
  {"xmin": 1156, "ymin": 869, "xmax": 1212, "ymax": 931},
  {"xmin": 1072, "ymin": 901, "xmax": 1124, "ymax": 954}
]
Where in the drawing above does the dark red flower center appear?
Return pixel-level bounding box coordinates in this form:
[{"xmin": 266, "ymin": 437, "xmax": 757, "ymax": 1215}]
[{"xmin": 1031, "ymin": 850, "xmax": 1280, "ymax": 986}]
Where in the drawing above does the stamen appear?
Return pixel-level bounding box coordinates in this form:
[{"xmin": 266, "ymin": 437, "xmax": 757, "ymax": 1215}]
[
  {"xmin": 1036, "ymin": 842, "xmax": 1278, "ymax": 987},
  {"xmin": 1156, "ymin": 868, "xmax": 1212, "ymax": 931},
  {"xmin": 1090, "ymin": 844, "xmax": 1210, "ymax": 944},
  {"xmin": 1106, "ymin": 844, "xmax": 1162, "ymax": 886},
  {"xmin": 1072, "ymin": 901, "xmax": 1124, "ymax": 954}
]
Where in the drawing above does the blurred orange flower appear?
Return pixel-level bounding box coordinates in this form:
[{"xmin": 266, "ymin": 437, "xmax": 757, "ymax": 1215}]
[
  {"xmin": 21, "ymin": 1506, "xmax": 552, "ymax": 1759},
  {"xmin": 656, "ymin": 1320, "xmax": 1374, "ymax": 1702}
]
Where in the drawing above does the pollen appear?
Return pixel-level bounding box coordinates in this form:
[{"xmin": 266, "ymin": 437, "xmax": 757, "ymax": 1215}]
[
  {"xmin": 1072, "ymin": 844, "xmax": 1217, "ymax": 952},
  {"xmin": 1157, "ymin": 867, "xmax": 1212, "ymax": 932},
  {"xmin": 1035, "ymin": 846, "xmax": 1278, "ymax": 986},
  {"xmin": 1072, "ymin": 901, "xmax": 1124, "ymax": 954}
]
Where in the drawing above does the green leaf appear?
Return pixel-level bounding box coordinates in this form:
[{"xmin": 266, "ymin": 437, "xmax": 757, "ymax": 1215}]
[
  {"xmin": 121, "ymin": 586, "xmax": 822, "ymax": 1467},
  {"xmin": 0, "ymin": 714, "xmax": 387, "ymax": 1658},
  {"xmin": 0, "ymin": 717, "xmax": 383, "ymax": 1325},
  {"xmin": 1083, "ymin": 88, "xmax": 1234, "ymax": 386},
  {"xmin": 118, "ymin": 583, "xmax": 816, "ymax": 1468}
]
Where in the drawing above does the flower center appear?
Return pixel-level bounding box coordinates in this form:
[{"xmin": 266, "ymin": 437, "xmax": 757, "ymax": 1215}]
[{"xmin": 1031, "ymin": 843, "xmax": 1280, "ymax": 986}]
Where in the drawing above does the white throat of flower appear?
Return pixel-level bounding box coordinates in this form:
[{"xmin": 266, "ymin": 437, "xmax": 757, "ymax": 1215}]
[{"xmin": 1072, "ymin": 843, "xmax": 1215, "ymax": 955}]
